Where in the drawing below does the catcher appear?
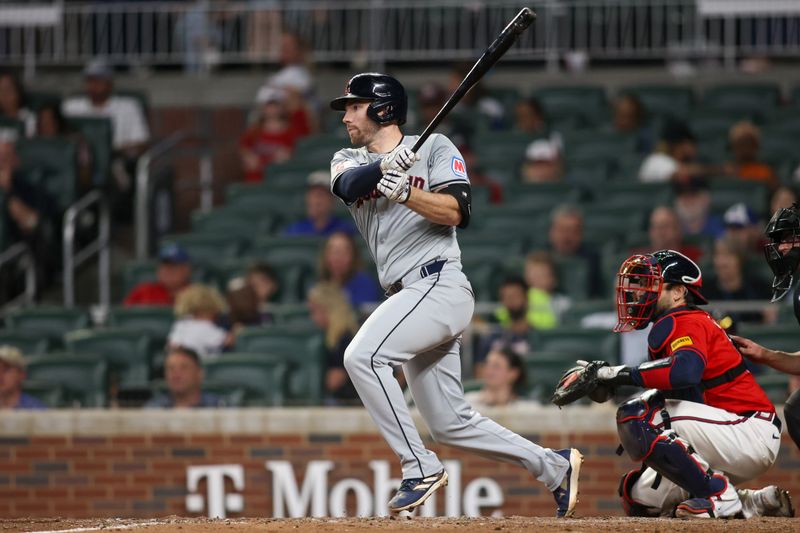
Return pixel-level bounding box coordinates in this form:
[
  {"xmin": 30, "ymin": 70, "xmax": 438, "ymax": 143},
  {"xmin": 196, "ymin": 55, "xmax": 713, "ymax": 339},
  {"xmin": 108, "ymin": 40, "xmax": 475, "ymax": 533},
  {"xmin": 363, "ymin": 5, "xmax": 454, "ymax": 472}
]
[{"xmin": 553, "ymin": 249, "xmax": 793, "ymax": 519}]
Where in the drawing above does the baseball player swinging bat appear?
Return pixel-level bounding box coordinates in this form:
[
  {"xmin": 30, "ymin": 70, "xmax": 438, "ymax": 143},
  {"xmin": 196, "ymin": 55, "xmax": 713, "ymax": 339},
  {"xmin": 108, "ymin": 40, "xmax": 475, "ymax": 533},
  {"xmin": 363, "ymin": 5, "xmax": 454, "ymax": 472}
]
[{"xmin": 411, "ymin": 7, "xmax": 536, "ymax": 152}]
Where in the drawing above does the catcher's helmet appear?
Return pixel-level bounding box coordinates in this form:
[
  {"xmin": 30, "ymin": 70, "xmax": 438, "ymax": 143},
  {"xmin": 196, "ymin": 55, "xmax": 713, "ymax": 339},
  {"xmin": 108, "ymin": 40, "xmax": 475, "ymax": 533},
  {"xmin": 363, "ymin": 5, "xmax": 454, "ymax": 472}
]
[
  {"xmin": 330, "ymin": 73, "xmax": 407, "ymax": 125},
  {"xmin": 764, "ymin": 202, "xmax": 800, "ymax": 302},
  {"xmin": 614, "ymin": 249, "xmax": 707, "ymax": 332}
]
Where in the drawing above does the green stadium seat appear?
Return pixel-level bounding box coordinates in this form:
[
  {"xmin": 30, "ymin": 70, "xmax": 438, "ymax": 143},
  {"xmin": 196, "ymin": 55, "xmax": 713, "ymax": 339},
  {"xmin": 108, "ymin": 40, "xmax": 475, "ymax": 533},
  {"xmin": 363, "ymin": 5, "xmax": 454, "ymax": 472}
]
[
  {"xmin": 563, "ymin": 131, "xmax": 637, "ymax": 160},
  {"xmin": 533, "ymin": 86, "xmax": 608, "ymax": 127},
  {"xmin": 708, "ymin": 181, "xmax": 770, "ymax": 216},
  {"xmin": 502, "ymin": 182, "xmax": 582, "ymax": 210},
  {"xmin": 524, "ymin": 351, "xmax": 582, "ymax": 402},
  {"xmin": 531, "ymin": 327, "xmax": 618, "ymax": 361},
  {"xmin": 264, "ymin": 160, "xmax": 327, "ymax": 186},
  {"xmin": 461, "ymin": 258, "xmax": 503, "ymax": 302},
  {"xmin": 270, "ymin": 304, "xmax": 313, "ymax": 325},
  {"xmin": 66, "ymin": 117, "xmax": 112, "ymax": 186},
  {"xmin": 65, "ymin": 328, "xmax": 152, "ymax": 388},
  {"xmin": 581, "ymin": 205, "xmax": 648, "ymax": 248},
  {"xmin": 552, "ymin": 255, "xmax": 590, "ymax": 301},
  {"xmin": 473, "ymin": 131, "xmax": 539, "ymax": 161},
  {"xmin": 226, "ymin": 190, "xmax": 306, "ymax": 226},
  {"xmin": 756, "ymin": 371, "xmax": 790, "ymax": 405},
  {"xmin": 26, "ymin": 90, "xmax": 60, "ymax": 111},
  {"xmin": 16, "ymin": 138, "xmax": 78, "ymax": 212},
  {"xmin": 161, "ymin": 233, "xmax": 245, "ymax": 266},
  {"xmin": 736, "ymin": 324, "xmax": 800, "ymax": 354},
  {"xmin": 25, "ymin": 354, "xmax": 108, "ymax": 407},
  {"xmin": 688, "ymin": 112, "xmax": 742, "ymax": 141},
  {"xmin": 594, "ymin": 182, "xmax": 672, "ymax": 210},
  {"xmin": 203, "ymin": 353, "xmax": 289, "ymax": 406},
  {"xmin": 233, "ymin": 327, "xmax": 325, "ymax": 405},
  {"xmin": 294, "ymin": 135, "xmax": 348, "ymax": 165},
  {"xmin": 565, "ymin": 156, "xmax": 613, "ymax": 188},
  {"xmin": 21, "ymin": 380, "xmax": 65, "ymax": 407},
  {"xmin": 0, "ymin": 331, "xmax": 50, "ymax": 355},
  {"xmin": 702, "ymin": 83, "xmax": 780, "ymax": 118},
  {"xmin": 0, "ymin": 117, "xmax": 24, "ymax": 137},
  {"xmin": 560, "ymin": 299, "xmax": 616, "ymax": 326},
  {"xmin": 459, "ymin": 234, "xmax": 525, "ymax": 258},
  {"xmin": 620, "ymin": 85, "xmax": 694, "ymax": 120},
  {"xmin": 149, "ymin": 379, "xmax": 246, "ymax": 408},
  {"xmin": 106, "ymin": 306, "xmax": 174, "ymax": 342},
  {"xmin": 5, "ymin": 307, "xmax": 89, "ymax": 348},
  {"xmin": 121, "ymin": 260, "xmax": 210, "ymax": 296}
]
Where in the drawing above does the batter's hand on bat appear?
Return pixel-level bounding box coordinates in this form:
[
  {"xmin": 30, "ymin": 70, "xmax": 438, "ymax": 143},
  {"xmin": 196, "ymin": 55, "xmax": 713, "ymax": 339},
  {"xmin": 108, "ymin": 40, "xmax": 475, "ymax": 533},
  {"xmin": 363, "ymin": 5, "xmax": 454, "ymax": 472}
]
[
  {"xmin": 730, "ymin": 335, "xmax": 775, "ymax": 365},
  {"xmin": 378, "ymin": 169, "xmax": 411, "ymax": 204},
  {"xmin": 380, "ymin": 145, "xmax": 419, "ymax": 173}
]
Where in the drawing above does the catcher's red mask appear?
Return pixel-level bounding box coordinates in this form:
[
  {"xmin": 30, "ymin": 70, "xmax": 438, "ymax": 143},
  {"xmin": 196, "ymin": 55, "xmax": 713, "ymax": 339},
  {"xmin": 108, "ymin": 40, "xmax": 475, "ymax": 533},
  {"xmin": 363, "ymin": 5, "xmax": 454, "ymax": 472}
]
[{"xmin": 614, "ymin": 254, "xmax": 663, "ymax": 332}]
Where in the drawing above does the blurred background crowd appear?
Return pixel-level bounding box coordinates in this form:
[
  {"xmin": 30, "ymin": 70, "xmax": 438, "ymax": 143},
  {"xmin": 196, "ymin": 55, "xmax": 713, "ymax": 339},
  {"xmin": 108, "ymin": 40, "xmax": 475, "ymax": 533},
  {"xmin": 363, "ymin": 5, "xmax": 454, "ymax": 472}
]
[{"xmin": 1, "ymin": 0, "xmax": 799, "ymax": 412}]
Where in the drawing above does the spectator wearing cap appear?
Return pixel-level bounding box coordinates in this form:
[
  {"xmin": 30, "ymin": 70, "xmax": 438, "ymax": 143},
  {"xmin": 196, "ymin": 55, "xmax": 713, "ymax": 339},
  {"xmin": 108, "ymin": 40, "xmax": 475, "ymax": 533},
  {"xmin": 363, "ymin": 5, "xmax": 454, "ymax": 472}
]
[
  {"xmin": 726, "ymin": 121, "xmax": 778, "ymax": 190},
  {"xmin": 521, "ymin": 138, "xmax": 564, "ymax": 183},
  {"xmin": 168, "ymin": 283, "xmax": 231, "ymax": 360},
  {"xmin": 240, "ymin": 86, "xmax": 305, "ymax": 183},
  {"xmin": 283, "ymin": 171, "xmax": 356, "ymax": 237},
  {"xmin": 144, "ymin": 346, "xmax": 223, "ymax": 408},
  {"xmin": 62, "ymin": 59, "xmax": 149, "ymax": 156},
  {"xmin": 672, "ymin": 177, "xmax": 725, "ymax": 239},
  {"xmin": 722, "ymin": 202, "xmax": 766, "ymax": 257},
  {"xmin": 638, "ymin": 120, "xmax": 719, "ymax": 184},
  {"xmin": 704, "ymin": 235, "xmax": 770, "ymax": 324},
  {"xmin": 0, "ymin": 346, "xmax": 46, "ymax": 410},
  {"xmin": 318, "ymin": 231, "xmax": 381, "ymax": 308},
  {"xmin": 0, "ymin": 70, "xmax": 35, "ymax": 138},
  {"xmin": 124, "ymin": 243, "xmax": 192, "ymax": 306}
]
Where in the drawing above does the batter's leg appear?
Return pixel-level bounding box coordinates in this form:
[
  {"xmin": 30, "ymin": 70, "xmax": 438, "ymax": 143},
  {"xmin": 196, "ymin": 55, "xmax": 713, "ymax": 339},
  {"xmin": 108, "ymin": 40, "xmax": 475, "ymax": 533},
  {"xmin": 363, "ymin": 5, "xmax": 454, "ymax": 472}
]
[
  {"xmin": 404, "ymin": 341, "xmax": 570, "ymax": 492},
  {"xmin": 342, "ymin": 272, "xmax": 474, "ymax": 479}
]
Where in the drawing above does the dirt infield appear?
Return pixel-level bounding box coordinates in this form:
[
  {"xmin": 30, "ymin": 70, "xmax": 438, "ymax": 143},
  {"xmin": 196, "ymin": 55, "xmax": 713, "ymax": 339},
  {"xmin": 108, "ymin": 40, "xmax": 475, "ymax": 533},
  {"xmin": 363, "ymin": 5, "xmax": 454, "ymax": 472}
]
[{"xmin": 2, "ymin": 516, "xmax": 796, "ymax": 533}]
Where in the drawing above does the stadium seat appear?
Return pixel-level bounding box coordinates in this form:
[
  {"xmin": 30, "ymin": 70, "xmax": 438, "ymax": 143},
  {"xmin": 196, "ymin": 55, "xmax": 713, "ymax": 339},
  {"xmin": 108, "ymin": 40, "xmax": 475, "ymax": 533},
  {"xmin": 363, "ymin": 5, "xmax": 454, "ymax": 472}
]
[
  {"xmin": 532, "ymin": 86, "xmax": 608, "ymax": 127},
  {"xmin": 473, "ymin": 131, "xmax": 539, "ymax": 161},
  {"xmin": 294, "ymin": 134, "xmax": 348, "ymax": 165},
  {"xmin": 461, "ymin": 258, "xmax": 503, "ymax": 302},
  {"xmin": 225, "ymin": 190, "xmax": 306, "ymax": 226},
  {"xmin": 149, "ymin": 379, "xmax": 246, "ymax": 408},
  {"xmin": 5, "ymin": 307, "xmax": 89, "ymax": 349},
  {"xmin": 106, "ymin": 306, "xmax": 174, "ymax": 343},
  {"xmin": 66, "ymin": 117, "xmax": 113, "ymax": 186},
  {"xmin": 25, "ymin": 354, "xmax": 108, "ymax": 407},
  {"xmin": 121, "ymin": 260, "xmax": 209, "ymax": 296},
  {"xmin": 756, "ymin": 371, "xmax": 790, "ymax": 405},
  {"xmin": 233, "ymin": 327, "xmax": 325, "ymax": 405},
  {"xmin": 191, "ymin": 208, "xmax": 275, "ymax": 244},
  {"xmin": 552, "ymin": 255, "xmax": 590, "ymax": 301},
  {"xmin": 16, "ymin": 138, "xmax": 79, "ymax": 212},
  {"xmin": 65, "ymin": 328, "xmax": 152, "ymax": 388},
  {"xmin": 594, "ymin": 182, "xmax": 672, "ymax": 210},
  {"xmin": 562, "ymin": 131, "xmax": 637, "ymax": 161},
  {"xmin": 264, "ymin": 160, "xmax": 328, "ymax": 186},
  {"xmin": 688, "ymin": 111, "xmax": 742, "ymax": 141},
  {"xmin": 708, "ymin": 181, "xmax": 770, "ymax": 216},
  {"xmin": 26, "ymin": 90, "xmax": 60, "ymax": 111},
  {"xmin": 0, "ymin": 331, "xmax": 50, "ymax": 355},
  {"xmin": 459, "ymin": 234, "xmax": 525, "ymax": 258},
  {"xmin": 21, "ymin": 380, "xmax": 65, "ymax": 407},
  {"xmin": 161, "ymin": 233, "xmax": 245, "ymax": 266},
  {"xmin": 502, "ymin": 182, "xmax": 582, "ymax": 210},
  {"xmin": 581, "ymin": 205, "xmax": 649, "ymax": 249},
  {"xmin": 560, "ymin": 299, "xmax": 616, "ymax": 326},
  {"xmin": 203, "ymin": 353, "xmax": 289, "ymax": 406},
  {"xmin": 620, "ymin": 85, "xmax": 694, "ymax": 121},
  {"xmin": 530, "ymin": 327, "xmax": 618, "ymax": 362},
  {"xmin": 736, "ymin": 324, "xmax": 800, "ymax": 353},
  {"xmin": 0, "ymin": 117, "xmax": 24, "ymax": 138},
  {"xmin": 702, "ymin": 83, "xmax": 781, "ymax": 118},
  {"xmin": 524, "ymin": 351, "xmax": 582, "ymax": 402}
]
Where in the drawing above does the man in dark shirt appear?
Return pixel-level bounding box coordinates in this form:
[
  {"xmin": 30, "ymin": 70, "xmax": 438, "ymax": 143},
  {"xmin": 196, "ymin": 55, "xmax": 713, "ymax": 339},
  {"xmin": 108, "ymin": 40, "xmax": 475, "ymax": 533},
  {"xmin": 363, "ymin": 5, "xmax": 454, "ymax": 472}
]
[
  {"xmin": 145, "ymin": 346, "xmax": 222, "ymax": 408},
  {"xmin": 0, "ymin": 346, "xmax": 47, "ymax": 410},
  {"xmin": 283, "ymin": 171, "xmax": 355, "ymax": 237}
]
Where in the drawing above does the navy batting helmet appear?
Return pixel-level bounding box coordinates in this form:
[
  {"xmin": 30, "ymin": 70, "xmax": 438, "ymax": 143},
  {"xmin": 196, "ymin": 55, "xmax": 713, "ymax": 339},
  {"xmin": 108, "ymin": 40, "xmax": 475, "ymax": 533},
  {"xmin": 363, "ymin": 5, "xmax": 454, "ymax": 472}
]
[
  {"xmin": 330, "ymin": 73, "xmax": 407, "ymax": 125},
  {"xmin": 764, "ymin": 202, "xmax": 800, "ymax": 302},
  {"xmin": 615, "ymin": 249, "xmax": 708, "ymax": 332}
]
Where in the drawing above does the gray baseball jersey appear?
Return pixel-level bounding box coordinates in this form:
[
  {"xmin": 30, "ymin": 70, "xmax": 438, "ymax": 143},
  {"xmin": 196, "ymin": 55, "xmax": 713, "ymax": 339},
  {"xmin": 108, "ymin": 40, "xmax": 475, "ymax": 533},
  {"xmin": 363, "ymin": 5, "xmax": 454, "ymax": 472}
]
[
  {"xmin": 330, "ymin": 133, "xmax": 467, "ymax": 288},
  {"xmin": 331, "ymin": 131, "xmax": 570, "ymax": 498}
]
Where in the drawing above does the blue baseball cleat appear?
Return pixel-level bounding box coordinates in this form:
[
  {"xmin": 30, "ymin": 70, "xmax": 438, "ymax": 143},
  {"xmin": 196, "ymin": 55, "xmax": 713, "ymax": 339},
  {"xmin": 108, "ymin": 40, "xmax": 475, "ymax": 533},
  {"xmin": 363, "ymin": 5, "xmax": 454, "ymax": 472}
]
[
  {"xmin": 552, "ymin": 448, "xmax": 583, "ymax": 518},
  {"xmin": 388, "ymin": 470, "xmax": 448, "ymax": 513}
]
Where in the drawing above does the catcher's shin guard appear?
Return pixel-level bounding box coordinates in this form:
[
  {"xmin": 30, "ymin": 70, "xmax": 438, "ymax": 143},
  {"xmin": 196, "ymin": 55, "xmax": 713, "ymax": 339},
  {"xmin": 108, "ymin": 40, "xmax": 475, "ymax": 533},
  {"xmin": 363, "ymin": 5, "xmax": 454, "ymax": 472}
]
[{"xmin": 616, "ymin": 392, "xmax": 727, "ymax": 499}]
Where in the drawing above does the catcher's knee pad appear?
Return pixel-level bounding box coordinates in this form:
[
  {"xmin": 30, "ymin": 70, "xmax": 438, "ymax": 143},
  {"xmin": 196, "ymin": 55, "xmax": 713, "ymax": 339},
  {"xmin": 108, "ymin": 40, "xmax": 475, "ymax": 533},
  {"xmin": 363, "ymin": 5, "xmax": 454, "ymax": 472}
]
[
  {"xmin": 618, "ymin": 469, "xmax": 660, "ymax": 517},
  {"xmin": 784, "ymin": 389, "xmax": 800, "ymax": 451},
  {"xmin": 616, "ymin": 389, "xmax": 666, "ymax": 461}
]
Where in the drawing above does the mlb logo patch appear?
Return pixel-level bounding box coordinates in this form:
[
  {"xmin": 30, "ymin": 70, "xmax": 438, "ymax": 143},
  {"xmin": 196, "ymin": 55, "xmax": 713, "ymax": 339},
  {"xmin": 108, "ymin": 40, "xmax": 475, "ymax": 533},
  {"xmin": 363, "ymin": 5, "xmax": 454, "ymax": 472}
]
[{"xmin": 451, "ymin": 156, "xmax": 466, "ymax": 177}]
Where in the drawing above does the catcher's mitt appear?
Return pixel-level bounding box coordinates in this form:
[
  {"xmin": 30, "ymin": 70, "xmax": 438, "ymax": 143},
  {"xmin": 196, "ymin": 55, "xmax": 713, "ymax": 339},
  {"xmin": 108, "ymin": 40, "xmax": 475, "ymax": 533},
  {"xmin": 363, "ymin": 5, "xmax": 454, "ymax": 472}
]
[{"xmin": 551, "ymin": 360, "xmax": 610, "ymax": 407}]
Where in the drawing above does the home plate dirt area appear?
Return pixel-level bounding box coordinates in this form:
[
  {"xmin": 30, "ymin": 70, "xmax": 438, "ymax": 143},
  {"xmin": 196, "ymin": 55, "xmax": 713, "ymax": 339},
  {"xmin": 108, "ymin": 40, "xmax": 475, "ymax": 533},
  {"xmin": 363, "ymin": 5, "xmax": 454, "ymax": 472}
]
[{"xmin": 1, "ymin": 516, "xmax": 796, "ymax": 533}]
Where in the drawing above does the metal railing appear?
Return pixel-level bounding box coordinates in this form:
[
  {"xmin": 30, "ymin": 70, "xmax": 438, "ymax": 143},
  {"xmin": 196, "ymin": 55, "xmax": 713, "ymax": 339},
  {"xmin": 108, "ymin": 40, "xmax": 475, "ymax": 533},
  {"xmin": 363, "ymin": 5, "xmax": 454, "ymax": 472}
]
[
  {"xmin": 0, "ymin": 243, "xmax": 37, "ymax": 311},
  {"xmin": 62, "ymin": 189, "xmax": 110, "ymax": 308},
  {"xmin": 1, "ymin": 1, "xmax": 799, "ymax": 75}
]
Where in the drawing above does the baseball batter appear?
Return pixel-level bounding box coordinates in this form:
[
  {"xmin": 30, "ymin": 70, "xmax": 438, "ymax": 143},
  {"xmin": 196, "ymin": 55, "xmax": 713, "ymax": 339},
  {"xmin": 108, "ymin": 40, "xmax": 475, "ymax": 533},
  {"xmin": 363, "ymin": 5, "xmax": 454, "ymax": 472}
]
[
  {"xmin": 328, "ymin": 73, "xmax": 582, "ymax": 516},
  {"xmin": 589, "ymin": 250, "xmax": 791, "ymax": 518}
]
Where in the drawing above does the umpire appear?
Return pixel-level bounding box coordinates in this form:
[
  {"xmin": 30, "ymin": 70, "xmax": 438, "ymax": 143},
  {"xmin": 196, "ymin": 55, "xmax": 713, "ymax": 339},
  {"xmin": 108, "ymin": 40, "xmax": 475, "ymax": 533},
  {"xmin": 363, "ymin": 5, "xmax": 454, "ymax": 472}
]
[{"xmin": 731, "ymin": 202, "xmax": 800, "ymax": 449}]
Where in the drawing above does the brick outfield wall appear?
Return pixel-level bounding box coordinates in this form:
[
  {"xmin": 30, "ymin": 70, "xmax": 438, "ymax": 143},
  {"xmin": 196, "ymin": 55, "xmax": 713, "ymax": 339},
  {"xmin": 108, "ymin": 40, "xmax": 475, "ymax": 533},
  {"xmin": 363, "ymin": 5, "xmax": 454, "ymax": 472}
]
[{"xmin": 2, "ymin": 430, "xmax": 799, "ymax": 519}]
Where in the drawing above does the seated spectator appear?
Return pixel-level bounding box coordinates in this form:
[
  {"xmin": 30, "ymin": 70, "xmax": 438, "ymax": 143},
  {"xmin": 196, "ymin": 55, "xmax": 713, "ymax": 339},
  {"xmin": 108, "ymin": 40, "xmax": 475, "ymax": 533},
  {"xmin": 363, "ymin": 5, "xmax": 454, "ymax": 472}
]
[
  {"xmin": 308, "ymin": 283, "xmax": 360, "ymax": 405},
  {"xmin": 612, "ymin": 94, "xmax": 653, "ymax": 154},
  {"xmin": 722, "ymin": 202, "xmax": 765, "ymax": 257},
  {"xmin": 283, "ymin": 171, "xmax": 355, "ymax": 236},
  {"xmin": 0, "ymin": 137, "xmax": 58, "ymax": 294},
  {"xmin": 240, "ymin": 86, "xmax": 301, "ymax": 183},
  {"xmin": 514, "ymin": 97, "xmax": 548, "ymax": 136},
  {"xmin": 62, "ymin": 59, "xmax": 150, "ymax": 220},
  {"xmin": 447, "ymin": 64, "xmax": 505, "ymax": 130},
  {"xmin": 246, "ymin": 262, "xmax": 280, "ymax": 314},
  {"xmin": 477, "ymin": 276, "xmax": 532, "ymax": 368},
  {"xmin": 35, "ymin": 102, "xmax": 93, "ymax": 189},
  {"xmin": 144, "ymin": 346, "xmax": 223, "ymax": 408},
  {"xmin": 704, "ymin": 236, "xmax": 770, "ymax": 324},
  {"xmin": 521, "ymin": 138, "xmax": 563, "ymax": 183},
  {"xmin": 524, "ymin": 251, "xmax": 569, "ymax": 330},
  {"xmin": 770, "ymin": 185, "xmax": 798, "ymax": 216},
  {"xmin": 168, "ymin": 283, "xmax": 231, "ymax": 360},
  {"xmin": 0, "ymin": 70, "xmax": 35, "ymax": 137},
  {"xmin": 0, "ymin": 346, "xmax": 46, "ymax": 410},
  {"xmin": 547, "ymin": 204, "xmax": 602, "ymax": 297},
  {"xmin": 631, "ymin": 205, "xmax": 704, "ymax": 262},
  {"xmin": 726, "ymin": 121, "xmax": 778, "ymax": 190},
  {"xmin": 638, "ymin": 120, "xmax": 718, "ymax": 184},
  {"xmin": 261, "ymin": 31, "xmax": 316, "ymax": 134},
  {"xmin": 673, "ymin": 177, "xmax": 724, "ymax": 239},
  {"xmin": 124, "ymin": 243, "xmax": 192, "ymax": 306},
  {"xmin": 318, "ymin": 231, "xmax": 381, "ymax": 308},
  {"xmin": 465, "ymin": 348, "xmax": 528, "ymax": 409},
  {"xmin": 225, "ymin": 276, "xmax": 273, "ymax": 331}
]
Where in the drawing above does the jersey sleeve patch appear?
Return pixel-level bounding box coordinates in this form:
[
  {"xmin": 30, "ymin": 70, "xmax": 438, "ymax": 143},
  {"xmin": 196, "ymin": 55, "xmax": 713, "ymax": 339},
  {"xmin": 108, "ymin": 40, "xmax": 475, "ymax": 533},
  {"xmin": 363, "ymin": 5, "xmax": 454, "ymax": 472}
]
[
  {"xmin": 670, "ymin": 336, "xmax": 694, "ymax": 351},
  {"xmin": 451, "ymin": 156, "xmax": 467, "ymax": 178}
]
